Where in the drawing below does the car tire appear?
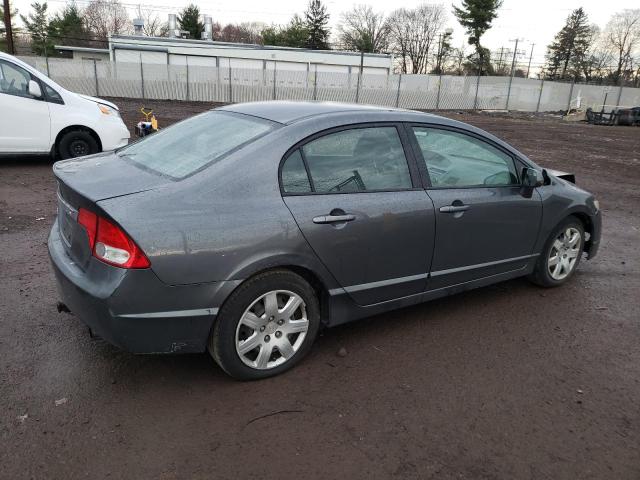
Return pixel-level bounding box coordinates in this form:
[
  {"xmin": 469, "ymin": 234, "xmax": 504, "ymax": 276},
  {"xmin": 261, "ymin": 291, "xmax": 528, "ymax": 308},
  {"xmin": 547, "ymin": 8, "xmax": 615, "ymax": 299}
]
[
  {"xmin": 58, "ymin": 130, "xmax": 100, "ymax": 159},
  {"xmin": 208, "ymin": 270, "xmax": 321, "ymax": 380},
  {"xmin": 529, "ymin": 216, "xmax": 585, "ymax": 287}
]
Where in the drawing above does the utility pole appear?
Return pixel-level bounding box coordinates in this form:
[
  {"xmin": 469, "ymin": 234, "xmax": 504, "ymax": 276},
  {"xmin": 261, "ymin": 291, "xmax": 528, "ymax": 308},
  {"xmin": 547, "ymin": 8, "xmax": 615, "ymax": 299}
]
[
  {"xmin": 509, "ymin": 39, "xmax": 519, "ymax": 78},
  {"xmin": 526, "ymin": 43, "xmax": 535, "ymax": 78},
  {"xmin": 497, "ymin": 47, "xmax": 505, "ymax": 74},
  {"xmin": 2, "ymin": 0, "xmax": 15, "ymax": 55},
  {"xmin": 436, "ymin": 34, "xmax": 443, "ymax": 73},
  {"xmin": 505, "ymin": 38, "xmax": 520, "ymax": 110}
]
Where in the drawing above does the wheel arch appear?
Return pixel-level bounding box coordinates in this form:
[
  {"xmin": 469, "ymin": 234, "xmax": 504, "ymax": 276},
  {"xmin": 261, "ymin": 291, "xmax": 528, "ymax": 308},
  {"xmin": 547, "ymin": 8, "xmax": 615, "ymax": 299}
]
[
  {"xmin": 220, "ymin": 262, "xmax": 334, "ymax": 327},
  {"xmin": 54, "ymin": 125, "xmax": 103, "ymax": 156},
  {"xmin": 564, "ymin": 210, "xmax": 595, "ymax": 256}
]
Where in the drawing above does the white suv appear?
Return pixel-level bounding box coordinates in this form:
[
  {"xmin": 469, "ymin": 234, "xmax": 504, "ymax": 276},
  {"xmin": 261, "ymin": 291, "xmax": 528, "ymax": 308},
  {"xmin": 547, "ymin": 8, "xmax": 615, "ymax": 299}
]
[{"xmin": 0, "ymin": 52, "xmax": 130, "ymax": 158}]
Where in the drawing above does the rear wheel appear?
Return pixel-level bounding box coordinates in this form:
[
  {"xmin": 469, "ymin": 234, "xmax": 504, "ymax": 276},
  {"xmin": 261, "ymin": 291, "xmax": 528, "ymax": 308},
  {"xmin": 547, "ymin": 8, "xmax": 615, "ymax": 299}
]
[
  {"xmin": 58, "ymin": 130, "xmax": 100, "ymax": 159},
  {"xmin": 529, "ymin": 217, "xmax": 584, "ymax": 287},
  {"xmin": 208, "ymin": 270, "xmax": 320, "ymax": 380}
]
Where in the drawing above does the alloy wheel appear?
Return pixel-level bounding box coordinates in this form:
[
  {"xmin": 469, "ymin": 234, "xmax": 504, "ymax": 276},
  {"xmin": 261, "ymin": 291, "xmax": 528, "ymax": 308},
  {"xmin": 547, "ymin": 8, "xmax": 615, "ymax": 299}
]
[
  {"xmin": 548, "ymin": 227, "xmax": 582, "ymax": 281},
  {"xmin": 235, "ymin": 290, "xmax": 309, "ymax": 370}
]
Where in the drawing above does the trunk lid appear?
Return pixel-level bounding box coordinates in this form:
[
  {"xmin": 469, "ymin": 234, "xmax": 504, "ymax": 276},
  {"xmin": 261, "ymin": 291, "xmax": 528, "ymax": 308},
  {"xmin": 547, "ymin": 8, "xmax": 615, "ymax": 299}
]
[
  {"xmin": 54, "ymin": 151, "xmax": 168, "ymax": 203},
  {"xmin": 54, "ymin": 152, "xmax": 169, "ymax": 270}
]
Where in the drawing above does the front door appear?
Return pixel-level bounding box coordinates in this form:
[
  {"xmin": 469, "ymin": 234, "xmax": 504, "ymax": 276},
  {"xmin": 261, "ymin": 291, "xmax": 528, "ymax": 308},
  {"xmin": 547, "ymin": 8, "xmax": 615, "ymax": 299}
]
[
  {"xmin": 408, "ymin": 125, "xmax": 542, "ymax": 290},
  {"xmin": 0, "ymin": 60, "xmax": 50, "ymax": 153},
  {"xmin": 281, "ymin": 125, "xmax": 435, "ymax": 305}
]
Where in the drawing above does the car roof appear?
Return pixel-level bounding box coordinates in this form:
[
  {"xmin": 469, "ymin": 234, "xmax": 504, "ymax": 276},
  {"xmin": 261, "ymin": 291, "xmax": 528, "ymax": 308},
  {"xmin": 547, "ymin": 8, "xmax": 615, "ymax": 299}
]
[{"xmin": 220, "ymin": 101, "xmax": 436, "ymax": 125}]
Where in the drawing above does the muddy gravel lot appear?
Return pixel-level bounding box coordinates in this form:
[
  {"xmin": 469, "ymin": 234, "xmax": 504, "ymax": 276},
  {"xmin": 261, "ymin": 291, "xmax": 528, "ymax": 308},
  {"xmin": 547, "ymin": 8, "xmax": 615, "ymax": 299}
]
[{"xmin": 1, "ymin": 99, "xmax": 639, "ymax": 480}]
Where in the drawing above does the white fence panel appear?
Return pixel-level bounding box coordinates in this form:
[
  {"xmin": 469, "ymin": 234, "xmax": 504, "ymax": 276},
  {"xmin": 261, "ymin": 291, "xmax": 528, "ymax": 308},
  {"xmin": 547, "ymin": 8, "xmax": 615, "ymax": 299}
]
[
  {"xmin": 439, "ymin": 76, "xmax": 477, "ymax": 110},
  {"xmin": 359, "ymin": 74, "xmax": 400, "ymax": 107},
  {"xmin": 98, "ymin": 61, "xmax": 143, "ymax": 98},
  {"xmin": 620, "ymin": 87, "xmax": 640, "ymax": 109},
  {"xmin": 10, "ymin": 56, "xmax": 640, "ymax": 113},
  {"xmin": 538, "ymin": 81, "xmax": 573, "ymax": 112}
]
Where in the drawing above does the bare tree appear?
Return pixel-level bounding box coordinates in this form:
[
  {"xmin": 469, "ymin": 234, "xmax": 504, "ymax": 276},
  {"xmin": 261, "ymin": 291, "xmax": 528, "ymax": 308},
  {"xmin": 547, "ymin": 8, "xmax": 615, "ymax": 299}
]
[
  {"xmin": 387, "ymin": 3, "xmax": 447, "ymax": 74},
  {"xmin": 337, "ymin": 5, "xmax": 389, "ymax": 53},
  {"xmin": 84, "ymin": 0, "xmax": 130, "ymax": 42},
  {"xmin": 141, "ymin": 9, "xmax": 167, "ymax": 37},
  {"xmin": 448, "ymin": 42, "xmax": 467, "ymax": 75},
  {"xmin": 217, "ymin": 22, "xmax": 265, "ymax": 44},
  {"xmin": 604, "ymin": 9, "xmax": 640, "ymax": 83}
]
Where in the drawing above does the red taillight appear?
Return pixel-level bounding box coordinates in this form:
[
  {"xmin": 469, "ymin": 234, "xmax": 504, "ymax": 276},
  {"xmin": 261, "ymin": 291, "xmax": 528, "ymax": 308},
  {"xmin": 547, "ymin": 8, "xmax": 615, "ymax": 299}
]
[
  {"xmin": 77, "ymin": 208, "xmax": 150, "ymax": 269},
  {"xmin": 77, "ymin": 209, "xmax": 97, "ymax": 249}
]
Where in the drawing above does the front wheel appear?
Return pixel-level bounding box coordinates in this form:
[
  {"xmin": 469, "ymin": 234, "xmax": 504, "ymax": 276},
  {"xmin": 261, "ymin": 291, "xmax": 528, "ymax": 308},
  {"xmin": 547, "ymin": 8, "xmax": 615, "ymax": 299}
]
[
  {"xmin": 529, "ymin": 217, "xmax": 585, "ymax": 287},
  {"xmin": 58, "ymin": 130, "xmax": 100, "ymax": 159},
  {"xmin": 208, "ymin": 270, "xmax": 320, "ymax": 380}
]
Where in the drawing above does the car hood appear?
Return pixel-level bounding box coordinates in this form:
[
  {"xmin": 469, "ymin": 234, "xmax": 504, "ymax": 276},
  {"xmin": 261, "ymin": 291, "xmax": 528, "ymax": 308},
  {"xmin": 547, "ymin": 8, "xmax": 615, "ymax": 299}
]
[
  {"xmin": 77, "ymin": 94, "xmax": 119, "ymax": 111},
  {"xmin": 53, "ymin": 151, "xmax": 169, "ymax": 203}
]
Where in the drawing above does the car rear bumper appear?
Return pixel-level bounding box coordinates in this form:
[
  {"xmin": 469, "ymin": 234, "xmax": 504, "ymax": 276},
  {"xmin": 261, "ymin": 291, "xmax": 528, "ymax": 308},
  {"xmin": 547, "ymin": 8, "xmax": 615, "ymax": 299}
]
[{"xmin": 48, "ymin": 220, "xmax": 240, "ymax": 353}]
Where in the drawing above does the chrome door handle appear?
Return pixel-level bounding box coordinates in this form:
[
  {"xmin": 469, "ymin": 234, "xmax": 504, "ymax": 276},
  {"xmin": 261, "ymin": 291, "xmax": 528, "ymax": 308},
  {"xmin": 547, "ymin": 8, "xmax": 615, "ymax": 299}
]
[
  {"xmin": 439, "ymin": 205, "xmax": 469, "ymax": 213},
  {"xmin": 313, "ymin": 214, "xmax": 356, "ymax": 224}
]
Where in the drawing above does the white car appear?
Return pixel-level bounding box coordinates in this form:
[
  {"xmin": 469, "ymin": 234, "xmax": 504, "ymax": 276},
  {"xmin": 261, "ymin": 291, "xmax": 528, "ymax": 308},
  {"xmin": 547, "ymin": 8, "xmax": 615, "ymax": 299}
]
[{"xmin": 0, "ymin": 52, "xmax": 130, "ymax": 158}]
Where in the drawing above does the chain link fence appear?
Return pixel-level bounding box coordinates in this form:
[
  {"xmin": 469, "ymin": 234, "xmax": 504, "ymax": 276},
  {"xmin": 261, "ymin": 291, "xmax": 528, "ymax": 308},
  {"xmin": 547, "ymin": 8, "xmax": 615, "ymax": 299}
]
[{"xmin": 18, "ymin": 56, "xmax": 640, "ymax": 112}]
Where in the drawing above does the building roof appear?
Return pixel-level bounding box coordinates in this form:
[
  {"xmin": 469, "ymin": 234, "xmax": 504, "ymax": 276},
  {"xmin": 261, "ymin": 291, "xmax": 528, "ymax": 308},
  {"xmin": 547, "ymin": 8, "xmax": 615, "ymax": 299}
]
[
  {"xmin": 109, "ymin": 35, "xmax": 391, "ymax": 59},
  {"xmin": 54, "ymin": 45, "xmax": 110, "ymax": 54}
]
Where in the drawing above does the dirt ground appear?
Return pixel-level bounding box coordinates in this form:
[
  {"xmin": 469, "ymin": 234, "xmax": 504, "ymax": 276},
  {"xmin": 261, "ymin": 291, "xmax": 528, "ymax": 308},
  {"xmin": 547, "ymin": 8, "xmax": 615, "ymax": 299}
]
[{"xmin": 1, "ymin": 99, "xmax": 639, "ymax": 480}]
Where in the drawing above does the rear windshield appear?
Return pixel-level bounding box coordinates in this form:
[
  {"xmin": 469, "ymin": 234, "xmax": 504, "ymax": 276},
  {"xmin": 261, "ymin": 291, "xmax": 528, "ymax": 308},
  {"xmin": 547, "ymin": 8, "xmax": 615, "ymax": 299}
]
[{"xmin": 119, "ymin": 110, "xmax": 276, "ymax": 179}]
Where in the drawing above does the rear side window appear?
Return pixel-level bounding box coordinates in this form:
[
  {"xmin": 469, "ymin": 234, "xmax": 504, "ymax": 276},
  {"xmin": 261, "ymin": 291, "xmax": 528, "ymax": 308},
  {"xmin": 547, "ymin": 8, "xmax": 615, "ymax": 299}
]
[
  {"xmin": 119, "ymin": 111, "xmax": 275, "ymax": 179},
  {"xmin": 281, "ymin": 150, "xmax": 312, "ymax": 193},
  {"xmin": 281, "ymin": 126, "xmax": 411, "ymax": 194},
  {"xmin": 412, "ymin": 127, "xmax": 518, "ymax": 187}
]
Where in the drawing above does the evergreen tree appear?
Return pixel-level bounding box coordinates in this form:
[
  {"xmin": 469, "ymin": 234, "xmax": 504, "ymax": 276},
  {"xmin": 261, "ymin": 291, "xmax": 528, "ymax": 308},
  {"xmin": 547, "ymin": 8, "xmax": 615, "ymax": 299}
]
[
  {"xmin": 304, "ymin": 0, "xmax": 330, "ymax": 50},
  {"xmin": 178, "ymin": 4, "xmax": 203, "ymax": 40},
  {"xmin": 20, "ymin": 2, "xmax": 54, "ymax": 56},
  {"xmin": 262, "ymin": 15, "xmax": 308, "ymax": 48},
  {"xmin": 453, "ymin": 0, "xmax": 503, "ymax": 75},
  {"xmin": 545, "ymin": 8, "xmax": 593, "ymax": 80},
  {"xmin": 49, "ymin": 3, "xmax": 88, "ymax": 47}
]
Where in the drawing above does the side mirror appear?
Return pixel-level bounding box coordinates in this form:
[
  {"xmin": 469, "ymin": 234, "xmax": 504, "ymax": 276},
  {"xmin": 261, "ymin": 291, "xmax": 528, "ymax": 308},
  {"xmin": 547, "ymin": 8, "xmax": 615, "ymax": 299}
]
[
  {"xmin": 522, "ymin": 167, "xmax": 544, "ymax": 188},
  {"xmin": 28, "ymin": 80, "xmax": 42, "ymax": 98}
]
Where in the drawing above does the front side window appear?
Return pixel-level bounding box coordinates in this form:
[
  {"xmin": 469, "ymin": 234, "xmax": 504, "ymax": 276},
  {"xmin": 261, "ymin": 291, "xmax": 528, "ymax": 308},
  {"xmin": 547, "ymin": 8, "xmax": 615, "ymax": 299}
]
[
  {"xmin": 286, "ymin": 126, "xmax": 411, "ymax": 193},
  {"xmin": 119, "ymin": 111, "xmax": 276, "ymax": 179},
  {"xmin": 0, "ymin": 60, "xmax": 32, "ymax": 98},
  {"xmin": 412, "ymin": 127, "xmax": 518, "ymax": 188}
]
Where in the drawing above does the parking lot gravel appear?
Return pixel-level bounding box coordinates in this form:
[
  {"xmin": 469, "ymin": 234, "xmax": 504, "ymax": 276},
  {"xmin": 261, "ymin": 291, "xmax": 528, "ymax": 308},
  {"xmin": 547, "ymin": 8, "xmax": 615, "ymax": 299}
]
[{"xmin": 1, "ymin": 99, "xmax": 639, "ymax": 479}]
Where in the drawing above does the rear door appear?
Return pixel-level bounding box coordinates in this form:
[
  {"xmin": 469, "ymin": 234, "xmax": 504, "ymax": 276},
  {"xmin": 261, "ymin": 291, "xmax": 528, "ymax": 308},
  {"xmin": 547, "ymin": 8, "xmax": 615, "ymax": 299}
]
[
  {"xmin": 0, "ymin": 59, "xmax": 50, "ymax": 152},
  {"xmin": 281, "ymin": 124, "xmax": 435, "ymax": 306},
  {"xmin": 408, "ymin": 125, "xmax": 542, "ymax": 290}
]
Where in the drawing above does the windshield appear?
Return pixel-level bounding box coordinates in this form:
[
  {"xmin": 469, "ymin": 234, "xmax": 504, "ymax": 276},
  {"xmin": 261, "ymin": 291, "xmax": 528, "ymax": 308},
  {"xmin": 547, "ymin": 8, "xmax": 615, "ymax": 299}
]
[{"xmin": 119, "ymin": 110, "xmax": 276, "ymax": 179}]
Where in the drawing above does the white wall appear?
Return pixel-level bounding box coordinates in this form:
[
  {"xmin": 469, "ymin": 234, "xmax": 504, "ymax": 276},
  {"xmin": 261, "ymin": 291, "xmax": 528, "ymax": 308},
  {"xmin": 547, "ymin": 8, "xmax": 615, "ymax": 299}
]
[{"xmin": 109, "ymin": 36, "xmax": 392, "ymax": 74}]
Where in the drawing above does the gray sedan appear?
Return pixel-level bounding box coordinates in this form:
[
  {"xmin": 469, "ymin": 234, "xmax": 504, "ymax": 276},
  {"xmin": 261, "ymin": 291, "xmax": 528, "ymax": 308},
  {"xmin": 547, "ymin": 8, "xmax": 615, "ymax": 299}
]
[{"xmin": 49, "ymin": 102, "xmax": 602, "ymax": 380}]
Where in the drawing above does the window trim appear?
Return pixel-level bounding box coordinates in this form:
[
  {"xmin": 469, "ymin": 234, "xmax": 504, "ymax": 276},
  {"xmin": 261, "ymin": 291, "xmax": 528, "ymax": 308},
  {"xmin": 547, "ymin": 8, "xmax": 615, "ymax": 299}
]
[
  {"xmin": 405, "ymin": 123, "xmax": 524, "ymax": 190},
  {"xmin": 279, "ymin": 122, "xmax": 422, "ymax": 196}
]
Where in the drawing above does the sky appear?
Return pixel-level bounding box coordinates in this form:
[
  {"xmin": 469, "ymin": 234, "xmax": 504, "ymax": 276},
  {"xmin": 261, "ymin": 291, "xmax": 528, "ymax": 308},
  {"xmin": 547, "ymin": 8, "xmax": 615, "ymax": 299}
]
[{"xmin": 9, "ymin": 0, "xmax": 640, "ymax": 73}]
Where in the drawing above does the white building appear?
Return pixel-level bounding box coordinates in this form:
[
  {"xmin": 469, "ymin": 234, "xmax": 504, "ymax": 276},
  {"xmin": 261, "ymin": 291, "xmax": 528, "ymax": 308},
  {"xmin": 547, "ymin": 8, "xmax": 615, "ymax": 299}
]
[{"xmin": 107, "ymin": 35, "xmax": 392, "ymax": 75}]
